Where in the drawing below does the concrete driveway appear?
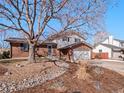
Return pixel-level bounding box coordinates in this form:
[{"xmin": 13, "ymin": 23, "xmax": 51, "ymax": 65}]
[{"xmin": 89, "ymin": 60, "xmax": 124, "ymax": 75}]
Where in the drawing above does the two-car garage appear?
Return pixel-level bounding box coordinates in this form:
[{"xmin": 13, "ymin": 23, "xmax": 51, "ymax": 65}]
[
  {"xmin": 59, "ymin": 42, "xmax": 92, "ymax": 62},
  {"xmin": 73, "ymin": 50, "xmax": 91, "ymax": 61}
]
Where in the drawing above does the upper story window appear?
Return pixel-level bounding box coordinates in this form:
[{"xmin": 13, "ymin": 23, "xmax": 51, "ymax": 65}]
[
  {"xmin": 75, "ymin": 38, "xmax": 81, "ymax": 42},
  {"xmin": 121, "ymin": 42, "xmax": 124, "ymax": 47},
  {"xmin": 99, "ymin": 49, "xmax": 102, "ymax": 53},
  {"xmin": 62, "ymin": 37, "xmax": 70, "ymax": 42},
  {"xmin": 20, "ymin": 43, "xmax": 29, "ymax": 52}
]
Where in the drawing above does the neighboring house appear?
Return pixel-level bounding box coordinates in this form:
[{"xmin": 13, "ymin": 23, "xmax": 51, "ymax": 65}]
[
  {"xmin": 5, "ymin": 31, "xmax": 92, "ymax": 61},
  {"xmin": 93, "ymin": 36, "xmax": 124, "ymax": 60}
]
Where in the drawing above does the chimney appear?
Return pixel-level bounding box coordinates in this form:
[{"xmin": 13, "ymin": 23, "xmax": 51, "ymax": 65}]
[{"xmin": 108, "ymin": 35, "xmax": 113, "ymax": 45}]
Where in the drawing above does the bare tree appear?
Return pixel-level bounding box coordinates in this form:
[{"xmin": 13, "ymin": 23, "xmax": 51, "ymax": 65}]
[
  {"xmin": 94, "ymin": 31, "xmax": 109, "ymax": 45},
  {"xmin": 0, "ymin": 29, "xmax": 9, "ymax": 53},
  {"xmin": 0, "ymin": 0, "xmax": 109, "ymax": 63},
  {"xmin": 0, "ymin": 27, "xmax": 22, "ymax": 53}
]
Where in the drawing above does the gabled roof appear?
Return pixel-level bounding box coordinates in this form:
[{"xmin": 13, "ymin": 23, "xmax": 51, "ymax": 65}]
[
  {"xmin": 58, "ymin": 41, "xmax": 93, "ymax": 50},
  {"xmin": 101, "ymin": 43, "xmax": 123, "ymax": 49},
  {"xmin": 114, "ymin": 39, "xmax": 124, "ymax": 43},
  {"xmin": 94, "ymin": 36, "xmax": 109, "ymax": 47},
  {"xmin": 5, "ymin": 38, "xmax": 29, "ymax": 43},
  {"xmin": 94, "ymin": 36, "xmax": 124, "ymax": 47},
  {"xmin": 47, "ymin": 30, "xmax": 86, "ymax": 41},
  {"xmin": 5, "ymin": 37, "xmax": 57, "ymax": 45}
]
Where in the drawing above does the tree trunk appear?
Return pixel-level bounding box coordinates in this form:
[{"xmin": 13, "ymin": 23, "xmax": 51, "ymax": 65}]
[{"xmin": 28, "ymin": 43, "xmax": 36, "ymax": 63}]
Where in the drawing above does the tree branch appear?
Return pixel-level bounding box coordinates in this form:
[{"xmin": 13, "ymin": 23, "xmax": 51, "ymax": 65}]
[{"xmin": 24, "ymin": 0, "xmax": 33, "ymax": 38}]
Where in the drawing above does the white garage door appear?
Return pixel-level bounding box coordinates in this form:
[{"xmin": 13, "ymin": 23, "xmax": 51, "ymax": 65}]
[{"xmin": 73, "ymin": 50, "xmax": 91, "ymax": 61}]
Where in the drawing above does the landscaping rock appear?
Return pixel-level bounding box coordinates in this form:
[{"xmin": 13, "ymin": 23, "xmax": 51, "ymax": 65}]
[
  {"xmin": 16, "ymin": 64, "xmax": 24, "ymax": 68},
  {"xmin": 4, "ymin": 71, "xmax": 12, "ymax": 76},
  {"xmin": 0, "ymin": 62, "xmax": 69, "ymax": 93}
]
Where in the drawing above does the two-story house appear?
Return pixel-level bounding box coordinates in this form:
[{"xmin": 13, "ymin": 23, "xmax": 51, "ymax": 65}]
[
  {"xmin": 48, "ymin": 31, "xmax": 85, "ymax": 48},
  {"xmin": 93, "ymin": 36, "xmax": 124, "ymax": 60},
  {"xmin": 5, "ymin": 31, "xmax": 92, "ymax": 62},
  {"xmin": 47, "ymin": 31, "xmax": 92, "ymax": 61}
]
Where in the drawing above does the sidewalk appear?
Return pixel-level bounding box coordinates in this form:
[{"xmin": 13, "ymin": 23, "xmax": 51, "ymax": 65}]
[
  {"xmin": 90, "ymin": 59, "xmax": 124, "ymax": 76},
  {"xmin": 91, "ymin": 59, "xmax": 124, "ymax": 63}
]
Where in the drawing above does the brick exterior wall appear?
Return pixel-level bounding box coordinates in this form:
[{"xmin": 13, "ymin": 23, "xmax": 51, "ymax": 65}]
[
  {"xmin": 36, "ymin": 45, "xmax": 59, "ymax": 57},
  {"xmin": 11, "ymin": 43, "xmax": 29, "ymax": 58},
  {"xmin": 10, "ymin": 42, "xmax": 91, "ymax": 60},
  {"xmin": 11, "ymin": 43, "xmax": 59, "ymax": 58}
]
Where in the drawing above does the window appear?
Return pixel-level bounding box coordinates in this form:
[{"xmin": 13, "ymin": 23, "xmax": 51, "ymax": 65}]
[
  {"xmin": 62, "ymin": 37, "xmax": 70, "ymax": 42},
  {"xmin": 20, "ymin": 43, "xmax": 29, "ymax": 52},
  {"xmin": 47, "ymin": 45, "xmax": 52, "ymax": 55},
  {"xmin": 75, "ymin": 38, "xmax": 81, "ymax": 42},
  {"xmin": 99, "ymin": 49, "xmax": 102, "ymax": 53},
  {"xmin": 121, "ymin": 42, "xmax": 124, "ymax": 47}
]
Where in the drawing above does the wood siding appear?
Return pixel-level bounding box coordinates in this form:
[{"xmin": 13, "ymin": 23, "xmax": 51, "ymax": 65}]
[{"xmin": 92, "ymin": 52, "xmax": 108, "ymax": 59}]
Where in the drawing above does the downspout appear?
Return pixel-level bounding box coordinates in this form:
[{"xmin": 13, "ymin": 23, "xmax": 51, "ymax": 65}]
[
  {"xmin": 111, "ymin": 48, "xmax": 113, "ymax": 59},
  {"xmin": 10, "ymin": 43, "xmax": 12, "ymax": 58}
]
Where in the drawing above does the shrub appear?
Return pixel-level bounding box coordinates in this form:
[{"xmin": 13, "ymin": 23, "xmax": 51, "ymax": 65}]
[{"xmin": 0, "ymin": 51, "xmax": 10, "ymax": 59}]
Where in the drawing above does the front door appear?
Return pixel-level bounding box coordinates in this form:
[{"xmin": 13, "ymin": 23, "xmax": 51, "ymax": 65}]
[{"xmin": 48, "ymin": 45, "xmax": 52, "ymax": 56}]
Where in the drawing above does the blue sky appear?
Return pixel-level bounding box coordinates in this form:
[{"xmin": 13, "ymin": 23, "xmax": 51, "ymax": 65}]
[
  {"xmin": 0, "ymin": 0, "xmax": 124, "ymax": 41},
  {"xmin": 106, "ymin": 0, "xmax": 124, "ymax": 40}
]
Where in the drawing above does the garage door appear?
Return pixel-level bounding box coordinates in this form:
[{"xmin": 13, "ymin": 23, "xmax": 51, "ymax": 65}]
[
  {"xmin": 112, "ymin": 52, "xmax": 121, "ymax": 60},
  {"xmin": 73, "ymin": 50, "xmax": 91, "ymax": 61}
]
